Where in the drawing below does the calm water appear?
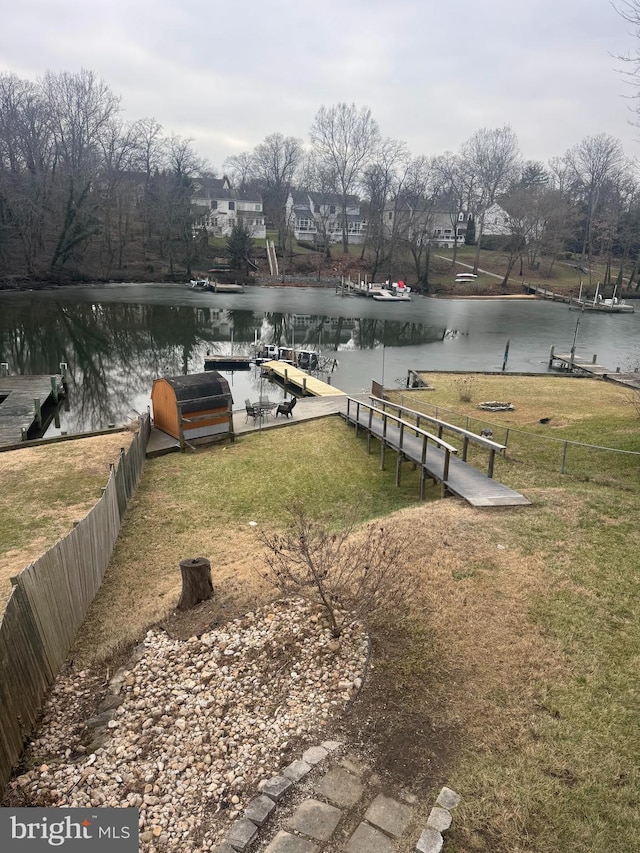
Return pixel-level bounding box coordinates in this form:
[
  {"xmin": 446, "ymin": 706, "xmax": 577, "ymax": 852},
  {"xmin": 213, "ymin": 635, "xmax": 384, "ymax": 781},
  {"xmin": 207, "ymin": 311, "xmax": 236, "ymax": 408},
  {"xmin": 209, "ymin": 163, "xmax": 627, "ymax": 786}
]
[{"xmin": 1, "ymin": 283, "xmax": 639, "ymax": 435}]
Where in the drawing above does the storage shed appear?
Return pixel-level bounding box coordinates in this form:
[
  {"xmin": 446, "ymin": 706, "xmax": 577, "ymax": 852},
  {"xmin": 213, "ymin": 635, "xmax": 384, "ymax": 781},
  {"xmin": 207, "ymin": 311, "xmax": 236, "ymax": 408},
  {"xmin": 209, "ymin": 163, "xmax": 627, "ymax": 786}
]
[{"xmin": 151, "ymin": 372, "xmax": 234, "ymax": 447}]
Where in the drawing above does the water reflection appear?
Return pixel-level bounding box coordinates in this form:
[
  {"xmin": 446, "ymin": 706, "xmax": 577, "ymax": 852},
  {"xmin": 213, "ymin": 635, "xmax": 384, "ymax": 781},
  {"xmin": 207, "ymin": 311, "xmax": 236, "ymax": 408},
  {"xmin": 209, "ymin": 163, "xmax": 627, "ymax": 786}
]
[{"xmin": 0, "ymin": 299, "xmax": 450, "ymax": 433}]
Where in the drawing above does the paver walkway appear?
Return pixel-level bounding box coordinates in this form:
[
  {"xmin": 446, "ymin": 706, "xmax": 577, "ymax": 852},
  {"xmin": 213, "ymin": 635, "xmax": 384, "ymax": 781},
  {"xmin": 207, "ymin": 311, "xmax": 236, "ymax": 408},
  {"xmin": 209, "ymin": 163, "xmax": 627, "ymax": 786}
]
[{"xmin": 217, "ymin": 741, "xmax": 461, "ymax": 853}]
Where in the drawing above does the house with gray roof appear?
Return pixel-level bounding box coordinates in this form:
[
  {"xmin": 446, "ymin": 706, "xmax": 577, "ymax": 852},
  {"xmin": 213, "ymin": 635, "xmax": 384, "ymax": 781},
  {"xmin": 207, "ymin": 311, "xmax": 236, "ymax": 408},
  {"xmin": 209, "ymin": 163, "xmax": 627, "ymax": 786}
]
[
  {"xmin": 285, "ymin": 190, "xmax": 367, "ymax": 245},
  {"xmin": 192, "ymin": 177, "xmax": 266, "ymax": 239}
]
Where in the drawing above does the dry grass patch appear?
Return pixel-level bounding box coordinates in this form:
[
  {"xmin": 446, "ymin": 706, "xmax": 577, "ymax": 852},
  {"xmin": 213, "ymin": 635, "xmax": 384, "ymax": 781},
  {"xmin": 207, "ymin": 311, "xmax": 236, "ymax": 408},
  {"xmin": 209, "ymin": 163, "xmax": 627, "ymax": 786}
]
[{"xmin": 0, "ymin": 432, "xmax": 133, "ymax": 604}]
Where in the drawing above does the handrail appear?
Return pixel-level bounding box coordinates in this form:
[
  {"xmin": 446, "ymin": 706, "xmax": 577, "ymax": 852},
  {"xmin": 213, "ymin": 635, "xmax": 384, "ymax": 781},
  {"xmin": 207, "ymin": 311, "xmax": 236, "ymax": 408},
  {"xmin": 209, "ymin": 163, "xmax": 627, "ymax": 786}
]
[
  {"xmin": 368, "ymin": 394, "xmax": 503, "ymax": 478},
  {"xmin": 345, "ymin": 396, "xmax": 458, "ymax": 489}
]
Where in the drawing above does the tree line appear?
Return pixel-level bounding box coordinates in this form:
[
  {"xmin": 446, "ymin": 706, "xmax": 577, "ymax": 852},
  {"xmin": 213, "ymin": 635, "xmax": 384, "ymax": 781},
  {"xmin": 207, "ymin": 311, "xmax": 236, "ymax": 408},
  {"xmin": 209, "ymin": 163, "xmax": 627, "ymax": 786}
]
[{"xmin": 1, "ymin": 68, "xmax": 639, "ymax": 287}]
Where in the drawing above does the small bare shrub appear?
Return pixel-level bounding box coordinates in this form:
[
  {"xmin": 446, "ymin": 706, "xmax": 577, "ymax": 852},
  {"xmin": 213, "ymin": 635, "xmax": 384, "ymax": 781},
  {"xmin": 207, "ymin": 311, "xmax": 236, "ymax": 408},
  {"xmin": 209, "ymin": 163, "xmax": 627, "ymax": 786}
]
[
  {"xmin": 258, "ymin": 502, "xmax": 417, "ymax": 637},
  {"xmin": 456, "ymin": 374, "xmax": 477, "ymax": 403}
]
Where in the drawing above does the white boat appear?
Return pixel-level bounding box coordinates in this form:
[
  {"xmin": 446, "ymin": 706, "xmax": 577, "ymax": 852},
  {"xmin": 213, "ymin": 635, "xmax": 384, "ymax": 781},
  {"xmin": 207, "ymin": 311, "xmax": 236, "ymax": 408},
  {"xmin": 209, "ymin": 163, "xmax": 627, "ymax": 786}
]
[
  {"xmin": 372, "ymin": 289, "xmax": 411, "ymax": 302},
  {"xmin": 189, "ymin": 277, "xmax": 209, "ymax": 289}
]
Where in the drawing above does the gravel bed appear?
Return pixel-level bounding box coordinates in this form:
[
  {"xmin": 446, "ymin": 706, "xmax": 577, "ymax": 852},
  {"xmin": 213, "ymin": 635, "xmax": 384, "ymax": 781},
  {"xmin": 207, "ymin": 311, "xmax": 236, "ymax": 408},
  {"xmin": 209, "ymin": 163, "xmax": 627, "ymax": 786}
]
[{"xmin": 5, "ymin": 598, "xmax": 368, "ymax": 852}]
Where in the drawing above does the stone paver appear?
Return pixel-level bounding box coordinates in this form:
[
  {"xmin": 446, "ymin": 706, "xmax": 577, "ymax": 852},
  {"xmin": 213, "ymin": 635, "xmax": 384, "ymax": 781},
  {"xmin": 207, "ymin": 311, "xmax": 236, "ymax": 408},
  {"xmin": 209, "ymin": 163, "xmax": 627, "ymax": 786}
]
[
  {"xmin": 315, "ymin": 767, "xmax": 364, "ymax": 808},
  {"xmin": 426, "ymin": 806, "xmax": 452, "ymax": 832},
  {"xmin": 226, "ymin": 818, "xmax": 259, "ymax": 852},
  {"xmin": 346, "ymin": 821, "xmax": 396, "ymax": 853},
  {"xmin": 302, "ymin": 745, "xmax": 328, "ymax": 765},
  {"xmin": 339, "ymin": 756, "xmax": 369, "ymax": 777},
  {"xmin": 287, "ymin": 798, "xmax": 343, "ymax": 841},
  {"xmin": 321, "ymin": 740, "xmax": 342, "ymax": 752},
  {"xmin": 263, "ymin": 830, "xmax": 319, "ymax": 853},
  {"xmin": 364, "ymin": 793, "xmax": 413, "ymax": 838},
  {"xmin": 261, "ymin": 774, "xmax": 294, "ymax": 802},
  {"xmin": 436, "ymin": 786, "xmax": 461, "ymax": 810},
  {"xmin": 283, "ymin": 759, "xmax": 313, "ymax": 782},
  {"xmin": 415, "ymin": 827, "xmax": 444, "ymax": 853},
  {"xmin": 244, "ymin": 793, "xmax": 276, "ymax": 826}
]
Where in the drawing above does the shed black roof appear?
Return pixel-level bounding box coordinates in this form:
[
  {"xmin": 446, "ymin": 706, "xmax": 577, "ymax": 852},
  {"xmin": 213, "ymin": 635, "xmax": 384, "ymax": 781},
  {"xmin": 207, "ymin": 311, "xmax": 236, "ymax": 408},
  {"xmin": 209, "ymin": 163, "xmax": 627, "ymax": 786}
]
[{"xmin": 160, "ymin": 372, "xmax": 232, "ymax": 402}]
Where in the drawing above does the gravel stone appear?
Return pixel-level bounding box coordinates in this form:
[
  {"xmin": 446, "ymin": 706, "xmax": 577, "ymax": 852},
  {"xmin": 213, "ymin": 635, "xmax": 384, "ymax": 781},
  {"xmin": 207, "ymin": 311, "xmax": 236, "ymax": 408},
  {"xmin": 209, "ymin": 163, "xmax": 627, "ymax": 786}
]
[{"xmin": 6, "ymin": 598, "xmax": 368, "ymax": 853}]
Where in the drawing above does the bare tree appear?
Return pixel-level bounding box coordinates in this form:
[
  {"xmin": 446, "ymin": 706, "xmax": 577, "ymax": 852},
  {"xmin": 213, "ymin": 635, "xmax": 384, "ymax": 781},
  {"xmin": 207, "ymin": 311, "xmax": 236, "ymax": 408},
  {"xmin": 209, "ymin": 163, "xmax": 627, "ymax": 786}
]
[
  {"xmin": 258, "ymin": 502, "xmax": 417, "ymax": 638},
  {"xmin": 360, "ymin": 137, "xmax": 410, "ymax": 279},
  {"xmin": 310, "ymin": 103, "xmax": 380, "ymax": 253},
  {"xmin": 42, "ymin": 69, "xmax": 121, "ymax": 271},
  {"xmin": 251, "ymin": 133, "xmax": 303, "ymax": 250},
  {"xmin": 223, "ymin": 151, "xmax": 254, "ymax": 190},
  {"xmin": 460, "ymin": 126, "xmax": 521, "ymax": 273},
  {"xmin": 395, "ymin": 156, "xmax": 442, "ymax": 291},
  {"xmin": 563, "ymin": 134, "xmax": 626, "ymax": 262},
  {"xmin": 434, "ymin": 152, "xmax": 472, "ymax": 268}
]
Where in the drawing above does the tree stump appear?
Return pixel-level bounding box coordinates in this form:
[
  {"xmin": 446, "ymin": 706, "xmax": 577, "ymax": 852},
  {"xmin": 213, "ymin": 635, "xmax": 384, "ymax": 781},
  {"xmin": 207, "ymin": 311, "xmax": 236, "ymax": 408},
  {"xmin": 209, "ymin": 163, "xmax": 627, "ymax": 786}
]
[{"xmin": 177, "ymin": 557, "xmax": 213, "ymax": 610}]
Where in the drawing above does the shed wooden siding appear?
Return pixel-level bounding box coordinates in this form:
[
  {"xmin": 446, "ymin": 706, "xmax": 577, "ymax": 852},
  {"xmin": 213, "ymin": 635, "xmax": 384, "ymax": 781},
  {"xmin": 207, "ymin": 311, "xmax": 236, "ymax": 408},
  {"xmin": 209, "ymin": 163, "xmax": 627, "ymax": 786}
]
[
  {"xmin": 180, "ymin": 406, "xmax": 231, "ymax": 441},
  {"xmin": 151, "ymin": 378, "xmax": 180, "ymax": 437}
]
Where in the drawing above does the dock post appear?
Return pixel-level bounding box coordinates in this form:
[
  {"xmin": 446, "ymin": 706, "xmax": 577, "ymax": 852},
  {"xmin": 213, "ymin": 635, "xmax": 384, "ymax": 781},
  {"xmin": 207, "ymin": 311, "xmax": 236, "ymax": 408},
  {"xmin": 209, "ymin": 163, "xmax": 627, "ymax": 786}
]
[
  {"xmin": 303, "ymin": 377, "xmax": 307, "ymax": 394},
  {"xmin": 50, "ymin": 376, "xmax": 59, "ymax": 402},
  {"xmin": 592, "ymin": 354, "xmax": 597, "ymax": 364},
  {"xmin": 548, "ymin": 345, "xmax": 555, "ymax": 367},
  {"xmin": 21, "ymin": 427, "xmax": 28, "ymax": 441},
  {"xmin": 488, "ymin": 450, "xmax": 496, "ymax": 479},
  {"xmin": 0, "ymin": 362, "xmax": 8, "ymax": 377},
  {"xmin": 34, "ymin": 398, "xmax": 42, "ymax": 426}
]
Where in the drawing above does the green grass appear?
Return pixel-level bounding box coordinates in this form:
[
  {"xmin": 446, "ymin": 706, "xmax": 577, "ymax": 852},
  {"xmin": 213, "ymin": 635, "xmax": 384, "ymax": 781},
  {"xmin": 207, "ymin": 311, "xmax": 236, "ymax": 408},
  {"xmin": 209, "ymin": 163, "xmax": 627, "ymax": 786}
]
[{"xmin": 144, "ymin": 418, "xmax": 428, "ymax": 530}]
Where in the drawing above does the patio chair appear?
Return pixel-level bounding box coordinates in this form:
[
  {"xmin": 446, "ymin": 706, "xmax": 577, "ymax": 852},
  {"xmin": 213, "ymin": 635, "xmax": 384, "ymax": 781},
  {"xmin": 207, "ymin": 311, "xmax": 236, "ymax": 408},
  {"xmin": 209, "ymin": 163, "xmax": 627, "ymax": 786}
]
[
  {"xmin": 275, "ymin": 397, "xmax": 297, "ymax": 418},
  {"xmin": 245, "ymin": 399, "xmax": 259, "ymax": 423}
]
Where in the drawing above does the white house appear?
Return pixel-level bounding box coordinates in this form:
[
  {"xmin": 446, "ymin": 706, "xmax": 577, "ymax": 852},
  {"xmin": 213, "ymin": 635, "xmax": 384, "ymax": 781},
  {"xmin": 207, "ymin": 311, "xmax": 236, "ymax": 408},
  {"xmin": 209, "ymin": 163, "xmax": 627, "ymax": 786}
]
[
  {"xmin": 192, "ymin": 177, "xmax": 266, "ymax": 239},
  {"xmin": 481, "ymin": 202, "xmax": 511, "ymax": 237}
]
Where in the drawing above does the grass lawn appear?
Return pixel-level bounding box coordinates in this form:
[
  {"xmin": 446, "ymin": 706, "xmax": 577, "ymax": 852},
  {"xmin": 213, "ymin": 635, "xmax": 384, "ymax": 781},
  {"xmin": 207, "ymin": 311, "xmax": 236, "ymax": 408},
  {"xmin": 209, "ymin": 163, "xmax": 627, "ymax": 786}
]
[{"xmin": 3, "ymin": 376, "xmax": 640, "ymax": 852}]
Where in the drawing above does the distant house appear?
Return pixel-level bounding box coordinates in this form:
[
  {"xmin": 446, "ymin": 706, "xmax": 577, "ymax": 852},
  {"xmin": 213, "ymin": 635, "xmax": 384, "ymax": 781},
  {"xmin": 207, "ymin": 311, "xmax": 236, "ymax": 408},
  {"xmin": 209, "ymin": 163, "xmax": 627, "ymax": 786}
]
[
  {"xmin": 285, "ymin": 190, "xmax": 367, "ymax": 245},
  {"xmin": 192, "ymin": 177, "xmax": 266, "ymax": 239},
  {"xmin": 481, "ymin": 202, "xmax": 511, "ymax": 237},
  {"xmin": 384, "ymin": 195, "xmax": 470, "ymax": 248}
]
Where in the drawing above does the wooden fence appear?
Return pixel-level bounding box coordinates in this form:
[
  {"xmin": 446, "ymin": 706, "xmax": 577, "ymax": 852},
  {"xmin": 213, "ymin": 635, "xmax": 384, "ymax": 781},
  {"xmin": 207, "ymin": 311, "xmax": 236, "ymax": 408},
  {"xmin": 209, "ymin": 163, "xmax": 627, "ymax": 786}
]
[{"xmin": 0, "ymin": 414, "xmax": 150, "ymax": 795}]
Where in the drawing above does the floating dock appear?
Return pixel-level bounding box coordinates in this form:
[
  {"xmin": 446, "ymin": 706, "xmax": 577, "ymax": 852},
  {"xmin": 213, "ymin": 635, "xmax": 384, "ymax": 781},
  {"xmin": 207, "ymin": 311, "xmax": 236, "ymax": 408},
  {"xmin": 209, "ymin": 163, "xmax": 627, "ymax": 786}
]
[{"xmin": 259, "ymin": 361, "xmax": 345, "ymax": 397}]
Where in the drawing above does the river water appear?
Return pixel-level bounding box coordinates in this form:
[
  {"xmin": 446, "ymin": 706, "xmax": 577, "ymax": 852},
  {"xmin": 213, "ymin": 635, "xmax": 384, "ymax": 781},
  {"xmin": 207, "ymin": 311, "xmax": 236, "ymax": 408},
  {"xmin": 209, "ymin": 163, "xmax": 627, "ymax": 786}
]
[{"xmin": 1, "ymin": 283, "xmax": 638, "ymax": 435}]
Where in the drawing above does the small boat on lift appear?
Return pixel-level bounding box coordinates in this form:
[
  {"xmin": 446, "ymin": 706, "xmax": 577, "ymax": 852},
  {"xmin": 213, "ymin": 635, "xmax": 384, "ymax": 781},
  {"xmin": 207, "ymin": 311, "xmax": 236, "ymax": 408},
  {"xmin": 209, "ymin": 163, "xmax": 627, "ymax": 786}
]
[{"xmin": 570, "ymin": 283, "xmax": 635, "ymax": 314}]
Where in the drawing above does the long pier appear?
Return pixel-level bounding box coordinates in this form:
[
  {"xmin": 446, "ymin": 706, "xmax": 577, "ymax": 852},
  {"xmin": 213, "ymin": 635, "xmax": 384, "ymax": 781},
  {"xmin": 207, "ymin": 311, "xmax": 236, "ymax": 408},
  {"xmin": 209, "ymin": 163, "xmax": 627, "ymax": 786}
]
[
  {"xmin": 259, "ymin": 361, "xmax": 345, "ymax": 397},
  {"xmin": 340, "ymin": 396, "xmax": 530, "ymax": 507},
  {"xmin": 0, "ymin": 373, "xmax": 67, "ymax": 447}
]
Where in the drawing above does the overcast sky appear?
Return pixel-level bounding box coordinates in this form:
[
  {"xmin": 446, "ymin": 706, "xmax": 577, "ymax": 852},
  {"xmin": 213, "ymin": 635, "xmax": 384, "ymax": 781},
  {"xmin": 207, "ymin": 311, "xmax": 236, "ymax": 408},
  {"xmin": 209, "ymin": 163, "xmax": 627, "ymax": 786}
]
[{"xmin": 3, "ymin": 0, "xmax": 639, "ymax": 170}]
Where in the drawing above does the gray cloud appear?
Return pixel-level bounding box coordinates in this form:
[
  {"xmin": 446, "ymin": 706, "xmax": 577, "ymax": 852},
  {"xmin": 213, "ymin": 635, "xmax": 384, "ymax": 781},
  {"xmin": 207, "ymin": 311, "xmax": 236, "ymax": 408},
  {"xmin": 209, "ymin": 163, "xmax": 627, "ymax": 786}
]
[{"xmin": 2, "ymin": 0, "xmax": 637, "ymax": 168}]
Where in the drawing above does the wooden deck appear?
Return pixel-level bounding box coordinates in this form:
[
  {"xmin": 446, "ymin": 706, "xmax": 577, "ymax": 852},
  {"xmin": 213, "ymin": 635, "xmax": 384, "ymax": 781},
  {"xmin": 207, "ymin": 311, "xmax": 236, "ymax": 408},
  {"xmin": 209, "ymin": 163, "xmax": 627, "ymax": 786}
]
[
  {"xmin": 341, "ymin": 397, "xmax": 530, "ymax": 507},
  {"xmin": 0, "ymin": 375, "xmax": 66, "ymax": 447},
  {"xmin": 259, "ymin": 361, "xmax": 345, "ymax": 397}
]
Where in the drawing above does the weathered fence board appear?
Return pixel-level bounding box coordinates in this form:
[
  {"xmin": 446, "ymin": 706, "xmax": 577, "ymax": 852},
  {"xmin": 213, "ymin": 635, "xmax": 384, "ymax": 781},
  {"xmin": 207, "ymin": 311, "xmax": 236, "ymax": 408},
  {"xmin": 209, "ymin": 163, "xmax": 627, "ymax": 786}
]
[{"xmin": 0, "ymin": 414, "xmax": 150, "ymax": 795}]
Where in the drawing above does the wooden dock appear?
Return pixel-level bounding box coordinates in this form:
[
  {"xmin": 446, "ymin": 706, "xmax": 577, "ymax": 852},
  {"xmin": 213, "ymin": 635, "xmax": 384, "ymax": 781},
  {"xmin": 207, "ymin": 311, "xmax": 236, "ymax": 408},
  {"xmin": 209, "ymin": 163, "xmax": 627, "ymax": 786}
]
[
  {"xmin": 340, "ymin": 397, "xmax": 530, "ymax": 507},
  {"xmin": 0, "ymin": 374, "xmax": 67, "ymax": 447},
  {"xmin": 548, "ymin": 348, "xmax": 640, "ymax": 390},
  {"xmin": 259, "ymin": 361, "xmax": 345, "ymax": 397}
]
